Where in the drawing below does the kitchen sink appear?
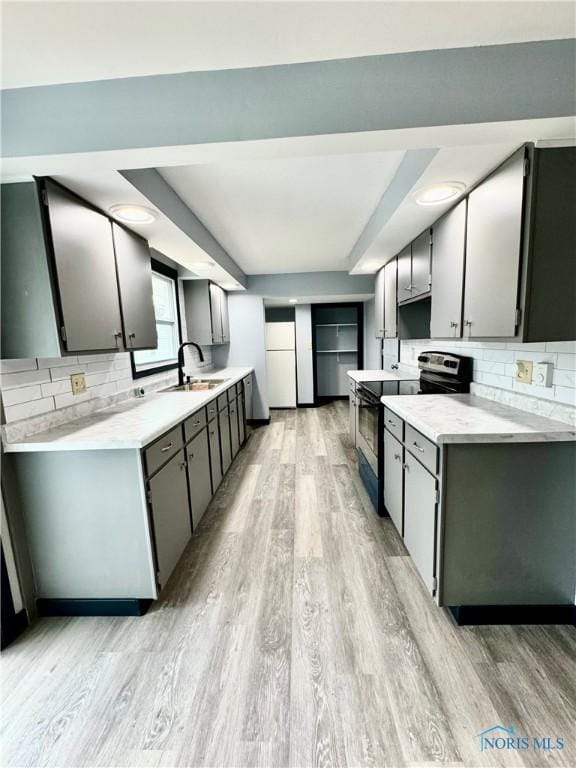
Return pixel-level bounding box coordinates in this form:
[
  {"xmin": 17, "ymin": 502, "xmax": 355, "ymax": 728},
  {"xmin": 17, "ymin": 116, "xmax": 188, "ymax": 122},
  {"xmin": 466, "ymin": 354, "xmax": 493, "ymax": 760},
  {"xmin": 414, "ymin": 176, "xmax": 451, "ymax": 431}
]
[{"xmin": 162, "ymin": 378, "xmax": 230, "ymax": 392}]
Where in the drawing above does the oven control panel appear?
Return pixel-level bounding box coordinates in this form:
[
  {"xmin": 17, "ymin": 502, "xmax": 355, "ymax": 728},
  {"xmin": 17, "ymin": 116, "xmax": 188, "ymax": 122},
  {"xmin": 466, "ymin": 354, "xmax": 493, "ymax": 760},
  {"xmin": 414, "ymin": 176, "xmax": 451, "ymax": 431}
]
[{"xmin": 417, "ymin": 352, "xmax": 462, "ymax": 374}]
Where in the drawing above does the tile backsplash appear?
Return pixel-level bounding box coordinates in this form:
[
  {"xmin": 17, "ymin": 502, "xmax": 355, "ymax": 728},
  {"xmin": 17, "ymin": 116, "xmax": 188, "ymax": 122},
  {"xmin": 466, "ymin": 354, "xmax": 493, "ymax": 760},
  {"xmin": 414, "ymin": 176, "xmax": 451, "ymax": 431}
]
[{"xmin": 399, "ymin": 339, "xmax": 576, "ymax": 425}]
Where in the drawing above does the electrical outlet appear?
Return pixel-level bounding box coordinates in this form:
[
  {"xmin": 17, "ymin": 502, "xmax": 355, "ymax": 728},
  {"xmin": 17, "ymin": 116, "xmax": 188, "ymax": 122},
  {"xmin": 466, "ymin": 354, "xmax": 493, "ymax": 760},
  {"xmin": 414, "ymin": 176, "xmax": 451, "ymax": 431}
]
[
  {"xmin": 515, "ymin": 360, "xmax": 533, "ymax": 384},
  {"xmin": 533, "ymin": 361, "xmax": 553, "ymax": 387},
  {"xmin": 70, "ymin": 373, "xmax": 86, "ymax": 395}
]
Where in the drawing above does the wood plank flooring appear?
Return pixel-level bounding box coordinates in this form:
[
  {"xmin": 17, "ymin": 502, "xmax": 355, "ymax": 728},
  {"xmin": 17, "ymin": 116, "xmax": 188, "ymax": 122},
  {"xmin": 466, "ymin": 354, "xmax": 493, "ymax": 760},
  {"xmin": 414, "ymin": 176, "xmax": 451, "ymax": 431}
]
[{"xmin": 1, "ymin": 403, "xmax": 575, "ymax": 768}]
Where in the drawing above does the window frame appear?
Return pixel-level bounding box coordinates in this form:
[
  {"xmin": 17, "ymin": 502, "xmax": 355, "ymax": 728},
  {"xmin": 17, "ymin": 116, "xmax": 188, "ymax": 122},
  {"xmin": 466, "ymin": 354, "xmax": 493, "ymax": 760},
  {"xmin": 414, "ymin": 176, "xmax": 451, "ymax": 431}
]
[{"xmin": 130, "ymin": 258, "xmax": 182, "ymax": 380}]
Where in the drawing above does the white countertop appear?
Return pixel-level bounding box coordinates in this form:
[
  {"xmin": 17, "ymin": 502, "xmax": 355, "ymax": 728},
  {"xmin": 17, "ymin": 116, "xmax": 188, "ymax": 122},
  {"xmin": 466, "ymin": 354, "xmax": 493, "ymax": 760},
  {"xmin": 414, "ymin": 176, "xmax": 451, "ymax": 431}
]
[
  {"xmin": 347, "ymin": 368, "xmax": 419, "ymax": 383},
  {"xmin": 380, "ymin": 394, "xmax": 576, "ymax": 444},
  {"xmin": 3, "ymin": 367, "xmax": 253, "ymax": 453}
]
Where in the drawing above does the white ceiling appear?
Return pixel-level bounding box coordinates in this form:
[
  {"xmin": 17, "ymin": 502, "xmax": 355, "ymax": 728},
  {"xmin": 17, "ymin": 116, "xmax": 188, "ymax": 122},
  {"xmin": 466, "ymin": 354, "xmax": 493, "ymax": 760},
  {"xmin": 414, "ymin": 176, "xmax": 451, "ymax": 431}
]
[
  {"xmin": 160, "ymin": 152, "xmax": 405, "ymax": 274},
  {"xmin": 2, "ymin": 1, "xmax": 574, "ymax": 88}
]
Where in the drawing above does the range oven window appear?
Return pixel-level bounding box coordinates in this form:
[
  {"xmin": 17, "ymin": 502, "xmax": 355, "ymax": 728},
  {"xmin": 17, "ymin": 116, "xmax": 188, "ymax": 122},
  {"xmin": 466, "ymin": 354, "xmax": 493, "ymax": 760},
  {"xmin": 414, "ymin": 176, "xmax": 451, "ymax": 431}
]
[{"xmin": 358, "ymin": 397, "xmax": 379, "ymax": 457}]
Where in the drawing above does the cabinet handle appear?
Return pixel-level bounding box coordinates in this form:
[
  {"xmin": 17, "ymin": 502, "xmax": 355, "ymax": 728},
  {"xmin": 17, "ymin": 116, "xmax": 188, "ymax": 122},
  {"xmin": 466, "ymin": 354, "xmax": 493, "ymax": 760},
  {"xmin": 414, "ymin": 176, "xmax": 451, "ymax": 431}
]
[
  {"xmin": 450, "ymin": 321, "xmax": 458, "ymax": 328},
  {"xmin": 412, "ymin": 442, "xmax": 425, "ymax": 453},
  {"xmin": 394, "ymin": 453, "xmax": 401, "ymax": 461},
  {"xmin": 403, "ymin": 463, "xmax": 410, "ymax": 471},
  {"xmin": 161, "ymin": 442, "xmax": 174, "ymax": 453},
  {"xmin": 188, "ymin": 452, "xmax": 194, "ymax": 459},
  {"xmin": 464, "ymin": 320, "xmax": 472, "ymax": 327},
  {"xmin": 210, "ymin": 430, "xmax": 215, "ymax": 436},
  {"xmin": 180, "ymin": 461, "xmax": 187, "ymax": 470},
  {"xmin": 403, "ymin": 284, "xmax": 414, "ymax": 291},
  {"xmin": 387, "ymin": 418, "xmax": 396, "ymax": 425},
  {"xmin": 114, "ymin": 331, "xmax": 123, "ymax": 348},
  {"xmin": 192, "ymin": 420, "xmax": 201, "ymax": 427}
]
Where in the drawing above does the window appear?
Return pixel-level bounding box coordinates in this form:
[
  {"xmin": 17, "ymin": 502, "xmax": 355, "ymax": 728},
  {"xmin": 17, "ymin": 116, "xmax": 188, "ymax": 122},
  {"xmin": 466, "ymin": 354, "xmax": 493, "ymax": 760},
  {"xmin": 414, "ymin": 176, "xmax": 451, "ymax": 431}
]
[{"xmin": 131, "ymin": 261, "xmax": 181, "ymax": 378}]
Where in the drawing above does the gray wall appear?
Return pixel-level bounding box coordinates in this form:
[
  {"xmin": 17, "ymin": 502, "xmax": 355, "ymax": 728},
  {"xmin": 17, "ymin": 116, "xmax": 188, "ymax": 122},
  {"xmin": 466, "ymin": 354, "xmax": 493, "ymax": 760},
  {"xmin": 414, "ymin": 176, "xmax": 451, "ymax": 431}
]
[
  {"xmin": 212, "ymin": 294, "xmax": 269, "ymax": 420},
  {"xmin": 363, "ymin": 298, "xmax": 382, "ymax": 370},
  {"xmin": 295, "ymin": 304, "xmax": 314, "ymax": 405}
]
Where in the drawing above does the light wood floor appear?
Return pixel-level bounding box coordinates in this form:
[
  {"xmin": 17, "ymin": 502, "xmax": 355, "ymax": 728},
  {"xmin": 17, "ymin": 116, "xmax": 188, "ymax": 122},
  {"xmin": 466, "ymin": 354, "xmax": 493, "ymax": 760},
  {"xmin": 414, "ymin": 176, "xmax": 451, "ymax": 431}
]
[{"xmin": 2, "ymin": 403, "xmax": 575, "ymax": 768}]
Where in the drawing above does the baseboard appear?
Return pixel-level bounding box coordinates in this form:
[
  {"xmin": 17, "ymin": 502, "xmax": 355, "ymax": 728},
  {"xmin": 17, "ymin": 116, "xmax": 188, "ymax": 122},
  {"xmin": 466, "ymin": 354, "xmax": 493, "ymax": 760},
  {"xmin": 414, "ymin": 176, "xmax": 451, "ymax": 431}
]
[
  {"xmin": 297, "ymin": 403, "xmax": 316, "ymax": 408},
  {"xmin": 448, "ymin": 604, "xmax": 576, "ymax": 626},
  {"xmin": 36, "ymin": 598, "xmax": 152, "ymax": 617},
  {"xmin": 1, "ymin": 608, "xmax": 28, "ymax": 649},
  {"xmin": 247, "ymin": 418, "xmax": 270, "ymax": 427}
]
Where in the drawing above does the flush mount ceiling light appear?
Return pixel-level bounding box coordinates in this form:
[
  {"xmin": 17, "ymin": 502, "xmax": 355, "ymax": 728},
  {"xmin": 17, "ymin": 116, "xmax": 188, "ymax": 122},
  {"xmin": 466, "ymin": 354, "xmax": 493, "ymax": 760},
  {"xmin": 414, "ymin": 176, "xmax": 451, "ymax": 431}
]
[
  {"xmin": 288, "ymin": 298, "xmax": 298, "ymax": 304},
  {"xmin": 413, "ymin": 182, "xmax": 466, "ymax": 206},
  {"xmin": 109, "ymin": 204, "xmax": 158, "ymax": 224}
]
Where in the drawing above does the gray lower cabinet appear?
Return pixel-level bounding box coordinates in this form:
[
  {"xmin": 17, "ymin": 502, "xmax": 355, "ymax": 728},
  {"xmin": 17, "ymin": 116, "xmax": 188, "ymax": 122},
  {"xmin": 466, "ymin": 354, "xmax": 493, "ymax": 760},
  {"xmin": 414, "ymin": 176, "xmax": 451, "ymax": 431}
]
[
  {"xmin": 383, "ymin": 430, "xmax": 403, "ymax": 535},
  {"xmin": 238, "ymin": 395, "xmax": 246, "ymax": 444},
  {"xmin": 208, "ymin": 419, "xmax": 222, "ymax": 489},
  {"xmin": 243, "ymin": 374, "xmax": 253, "ymax": 421},
  {"xmin": 403, "ymin": 452, "xmax": 437, "ymax": 595},
  {"xmin": 147, "ymin": 449, "xmax": 192, "ymax": 590},
  {"xmin": 430, "ymin": 200, "xmax": 466, "ymax": 338},
  {"xmin": 229, "ymin": 397, "xmax": 240, "ymax": 457},
  {"xmin": 186, "ymin": 428, "xmax": 212, "ymax": 529},
  {"xmin": 348, "ymin": 384, "xmax": 357, "ymax": 445},
  {"xmin": 219, "ymin": 405, "xmax": 232, "ymax": 473}
]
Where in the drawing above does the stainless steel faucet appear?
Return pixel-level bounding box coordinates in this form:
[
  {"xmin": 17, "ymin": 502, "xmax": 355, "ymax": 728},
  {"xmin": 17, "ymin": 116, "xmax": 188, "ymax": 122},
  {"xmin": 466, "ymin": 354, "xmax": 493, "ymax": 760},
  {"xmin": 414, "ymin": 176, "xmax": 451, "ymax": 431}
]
[{"xmin": 177, "ymin": 342, "xmax": 205, "ymax": 387}]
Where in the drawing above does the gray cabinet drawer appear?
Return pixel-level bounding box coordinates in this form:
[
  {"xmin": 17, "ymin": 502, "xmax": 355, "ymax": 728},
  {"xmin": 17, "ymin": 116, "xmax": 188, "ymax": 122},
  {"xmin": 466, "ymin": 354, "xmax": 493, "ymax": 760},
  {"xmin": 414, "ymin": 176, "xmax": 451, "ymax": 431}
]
[
  {"xmin": 145, "ymin": 425, "xmax": 183, "ymax": 476},
  {"xmin": 184, "ymin": 407, "xmax": 207, "ymax": 442},
  {"xmin": 217, "ymin": 393, "xmax": 228, "ymax": 411},
  {"xmin": 206, "ymin": 399, "xmax": 218, "ymax": 422},
  {"xmin": 383, "ymin": 407, "xmax": 403, "ymax": 441},
  {"xmin": 405, "ymin": 424, "xmax": 438, "ymax": 474}
]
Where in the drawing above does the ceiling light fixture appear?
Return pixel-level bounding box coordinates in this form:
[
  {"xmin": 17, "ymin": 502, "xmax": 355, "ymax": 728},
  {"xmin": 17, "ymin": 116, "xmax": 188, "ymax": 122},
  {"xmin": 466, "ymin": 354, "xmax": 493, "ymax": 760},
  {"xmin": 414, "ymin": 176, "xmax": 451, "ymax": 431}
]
[
  {"xmin": 413, "ymin": 182, "xmax": 465, "ymax": 206},
  {"xmin": 109, "ymin": 204, "xmax": 158, "ymax": 224},
  {"xmin": 288, "ymin": 298, "xmax": 298, "ymax": 304}
]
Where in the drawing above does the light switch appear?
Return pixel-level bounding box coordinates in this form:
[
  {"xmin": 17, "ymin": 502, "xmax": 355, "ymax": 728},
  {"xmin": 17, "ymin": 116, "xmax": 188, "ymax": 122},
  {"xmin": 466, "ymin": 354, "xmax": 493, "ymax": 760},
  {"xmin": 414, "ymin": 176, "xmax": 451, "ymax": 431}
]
[
  {"xmin": 533, "ymin": 362, "xmax": 553, "ymax": 387},
  {"xmin": 515, "ymin": 360, "xmax": 533, "ymax": 384},
  {"xmin": 70, "ymin": 373, "xmax": 87, "ymax": 395}
]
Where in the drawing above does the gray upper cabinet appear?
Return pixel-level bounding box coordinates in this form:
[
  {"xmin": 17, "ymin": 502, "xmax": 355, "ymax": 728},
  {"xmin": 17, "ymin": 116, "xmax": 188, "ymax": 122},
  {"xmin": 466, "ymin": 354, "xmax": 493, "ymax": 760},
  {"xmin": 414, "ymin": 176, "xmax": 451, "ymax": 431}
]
[
  {"xmin": 1, "ymin": 179, "xmax": 158, "ymax": 359},
  {"xmin": 184, "ymin": 280, "xmax": 230, "ymax": 345},
  {"xmin": 374, "ymin": 267, "xmax": 385, "ymax": 338},
  {"xmin": 430, "ymin": 201, "xmax": 467, "ymax": 338},
  {"xmin": 396, "ymin": 245, "xmax": 412, "ymax": 304},
  {"xmin": 463, "ymin": 150, "xmax": 525, "ymax": 338},
  {"xmin": 45, "ymin": 182, "xmax": 124, "ymax": 353},
  {"xmin": 383, "ymin": 259, "xmax": 398, "ymax": 338},
  {"xmin": 410, "ymin": 229, "xmax": 432, "ymax": 298},
  {"xmin": 112, "ymin": 224, "xmax": 157, "ymax": 351}
]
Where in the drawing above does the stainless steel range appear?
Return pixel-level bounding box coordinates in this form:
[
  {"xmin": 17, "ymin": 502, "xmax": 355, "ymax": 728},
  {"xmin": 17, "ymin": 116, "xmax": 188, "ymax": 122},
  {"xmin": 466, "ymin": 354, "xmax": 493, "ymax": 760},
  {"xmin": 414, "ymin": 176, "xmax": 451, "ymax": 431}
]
[{"xmin": 356, "ymin": 352, "xmax": 473, "ymax": 516}]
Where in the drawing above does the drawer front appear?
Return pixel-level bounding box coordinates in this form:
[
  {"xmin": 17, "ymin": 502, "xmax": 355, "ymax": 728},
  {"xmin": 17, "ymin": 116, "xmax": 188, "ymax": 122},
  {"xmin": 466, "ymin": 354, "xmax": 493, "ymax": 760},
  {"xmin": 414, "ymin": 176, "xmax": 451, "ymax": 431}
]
[
  {"xmin": 217, "ymin": 393, "xmax": 228, "ymax": 411},
  {"xmin": 206, "ymin": 398, "xmax": 218, "ymax": 422},
  {"xmin": 383, "ymin": 407, "xmax": 403, "ymax": 442},
  {"xmin": 405, "ymin": 424, "xmax": 438, "ymax": 474},
  {"xmin": 184, "ymin": 407, "xmax": 207, "ymax": 442},
  {"xmin": 145, "ymin": 425, "xmax": 184, "ymax": 477},
  {"xmin": 349, "ymin": 377, "xmax": 356, "ymax": 393}
]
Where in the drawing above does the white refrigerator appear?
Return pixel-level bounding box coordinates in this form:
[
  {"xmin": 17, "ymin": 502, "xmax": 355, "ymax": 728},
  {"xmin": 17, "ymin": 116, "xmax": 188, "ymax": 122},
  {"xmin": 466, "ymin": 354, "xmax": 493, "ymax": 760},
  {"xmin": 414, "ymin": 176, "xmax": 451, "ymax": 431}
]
[{"xmin": 265, "ymin": 322, "xmax": 297, "ymax": 408}]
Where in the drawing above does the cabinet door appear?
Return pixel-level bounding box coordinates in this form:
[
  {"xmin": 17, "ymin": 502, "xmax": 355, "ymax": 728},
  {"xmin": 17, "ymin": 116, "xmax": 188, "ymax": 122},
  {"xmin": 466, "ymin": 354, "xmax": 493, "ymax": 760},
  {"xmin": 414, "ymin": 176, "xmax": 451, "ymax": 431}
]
[
  {"xmin": 229, "ymin": 396, "xmax": 240, "ymax": 457},
  {"xmin": 243, "ymin": 375, "xmax": 253, "ymax": 421},
  {"xmin": 45, "ymin": 182, "xmax": 123, "ymax": 352},
  {"xmin": 148, "ymin": 450, "xmax": 192, "ymax": 589},
  {"xmin": 411, "ymin": 229, "xmax": 432, "ymax": 298},
  {"xmin": 112, "ymin": 224, "xmax": 157, "ymax": 350},
  {"xmin": 238, "ymin": 394, "xmax": 246, "ymax": 444},
  {"xmin": 209, "ymin": 283, "xmax": 223, "ymax": 343},
  {"xmin": 220, "ymin": 287, "xmax": 230, "ymax": 343},
  {"xmin": 374, "ymin": 267, "xmax": 385, "ymax": 338},
  {"xmin": 463, "ymin": 149, "xmax": 525, "ymax": 338},
  {"xmin": 208, "ymin": 419, "xmax": 222, "ymax": 490},
  {"xmin": 403, "ymin": 455, "xmax": 437, "ymax": 594},
  {"xmin": 349, "ymin": 390, "xmax": 357, "ymax": 444},
  {"xmin": 430, "ymin": 201, "xmax": 466, "ymax": 338},
  {"xmin": 186, "ymin": 428, "xmax": 212, "ymax": 529},
  {"xmin": 383, "ymin": 259, "xmax": 397, "ymax": 338},
  {"xmin": 396, "ymin": 245, "xmax": 412, "ymax": 303},
  {"xmin": 219, "ymin": 407, "xmax": 232, "ymax": 474},
  {"xmin": 383, "ymin": 430, "xmax": 404, "ymax": 535}
]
